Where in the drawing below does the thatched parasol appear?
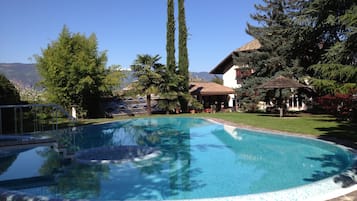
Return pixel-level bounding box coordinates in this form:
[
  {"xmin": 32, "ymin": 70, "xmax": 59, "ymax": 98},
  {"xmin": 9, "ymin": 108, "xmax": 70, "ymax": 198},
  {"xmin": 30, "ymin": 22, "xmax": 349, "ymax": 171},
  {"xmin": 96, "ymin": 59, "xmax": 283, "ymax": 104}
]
[
  {"xmin": 258, "ymin": 75, "xmax": 308, "ymax": 89},
  {"xmin": 257, "ymin": 76, "xmax": 309, "ymax": 117}
]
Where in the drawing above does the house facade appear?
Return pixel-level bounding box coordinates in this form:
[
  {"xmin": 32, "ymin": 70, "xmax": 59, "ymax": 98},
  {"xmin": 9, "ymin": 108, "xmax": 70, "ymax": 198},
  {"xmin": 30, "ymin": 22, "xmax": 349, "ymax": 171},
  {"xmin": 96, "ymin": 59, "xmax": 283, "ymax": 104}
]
[
  {"xmin": 210, "ymin": 39, "xmax": 261, "ymax": 108},
  {"xmin": 210, "ymin": 39, "xmax": 307, "ymax": 111}
]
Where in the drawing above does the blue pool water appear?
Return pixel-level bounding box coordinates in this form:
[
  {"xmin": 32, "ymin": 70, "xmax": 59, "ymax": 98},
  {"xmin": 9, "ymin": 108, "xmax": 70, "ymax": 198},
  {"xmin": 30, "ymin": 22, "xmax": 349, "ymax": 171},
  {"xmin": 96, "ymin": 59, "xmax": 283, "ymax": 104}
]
[{"xmin": 0, "ymin": 117, "xmax": 354, "ymax": 200}]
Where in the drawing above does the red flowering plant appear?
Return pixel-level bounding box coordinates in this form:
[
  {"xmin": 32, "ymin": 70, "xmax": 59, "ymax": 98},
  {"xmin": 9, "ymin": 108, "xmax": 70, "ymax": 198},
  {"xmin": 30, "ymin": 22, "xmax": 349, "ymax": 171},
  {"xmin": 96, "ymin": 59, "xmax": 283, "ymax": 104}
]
[{"xmin": 315, "ymin": 93, "xmax": 353, "ymax": 120}]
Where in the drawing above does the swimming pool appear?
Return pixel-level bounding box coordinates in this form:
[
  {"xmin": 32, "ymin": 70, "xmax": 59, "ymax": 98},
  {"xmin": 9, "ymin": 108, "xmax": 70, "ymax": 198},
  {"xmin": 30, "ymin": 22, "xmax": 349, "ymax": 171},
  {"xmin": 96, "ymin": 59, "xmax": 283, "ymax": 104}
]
[{"xmin": 0, "ymin": 117, "xmax": 356, "ymax": 200}]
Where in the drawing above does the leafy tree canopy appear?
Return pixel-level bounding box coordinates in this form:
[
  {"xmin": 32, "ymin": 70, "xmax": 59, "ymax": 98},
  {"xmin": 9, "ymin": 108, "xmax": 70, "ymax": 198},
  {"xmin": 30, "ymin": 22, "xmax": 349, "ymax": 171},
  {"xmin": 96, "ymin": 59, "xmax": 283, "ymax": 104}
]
[
  {"xmin": 35, "ymin": 25, "xmax": 108, "ymax": 117},
  {"xmin": 103, "ymin": 65, "xmax": 126, "ymax": 95}
]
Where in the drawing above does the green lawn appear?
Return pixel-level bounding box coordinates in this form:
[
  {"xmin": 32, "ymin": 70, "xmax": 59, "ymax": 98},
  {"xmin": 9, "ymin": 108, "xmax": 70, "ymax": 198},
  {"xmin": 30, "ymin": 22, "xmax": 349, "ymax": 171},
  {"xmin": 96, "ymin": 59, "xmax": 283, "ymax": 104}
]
[
  {"xmin": 192, "ymin": 112, "xmax": 357, "ymax": 148},
  {"xmin": 79, "ymin": 112, "xmax": 356, "ymax": 137},
  {"xmin": 195, "ymin": 112, "xmax": 339, "ymax": 135}
]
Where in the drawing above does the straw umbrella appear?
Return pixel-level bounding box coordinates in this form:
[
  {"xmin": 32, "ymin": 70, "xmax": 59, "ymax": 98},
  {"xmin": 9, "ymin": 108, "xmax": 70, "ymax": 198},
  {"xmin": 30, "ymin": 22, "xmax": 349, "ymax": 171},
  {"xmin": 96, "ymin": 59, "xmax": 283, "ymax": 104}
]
[{"xmin": 257, "ymin": 76, "xmax": 309, "ymax": 117}]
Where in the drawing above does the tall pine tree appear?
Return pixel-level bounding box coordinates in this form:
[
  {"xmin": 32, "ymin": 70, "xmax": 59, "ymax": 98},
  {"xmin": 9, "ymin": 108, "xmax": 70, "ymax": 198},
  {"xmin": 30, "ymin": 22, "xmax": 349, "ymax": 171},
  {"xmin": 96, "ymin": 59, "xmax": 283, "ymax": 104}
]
[
  {"xmin": 304, "ymin": 0, "xmax": 357, "ymax": 95},
  {"xmin": 234, "ymin": 0, "xmax": 305, "ymax": 111},
  {"xmin": 241, "ymin": 0, "xmax": 302, "ymax": 77}
]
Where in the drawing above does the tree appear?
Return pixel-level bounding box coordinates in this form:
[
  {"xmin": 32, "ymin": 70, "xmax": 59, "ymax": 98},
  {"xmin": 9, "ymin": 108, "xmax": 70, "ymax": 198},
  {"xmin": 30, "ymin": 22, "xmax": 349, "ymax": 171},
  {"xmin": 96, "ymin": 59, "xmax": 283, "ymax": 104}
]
[
  {"xmin": 0, "ymin": 74, "xmax": 20, "ymax": 105},
  {"xmin": 242, "ymin": 0, "xmax": 305, "ymax": 77},
  {"xmin": 131, "ymin": 54, "xmax": 162, "ymax": 115},
  {"xmin": 178, "ymin": 0, "xmax": 190, "ymax": 112},
  {"xmin": 0, "ymin": 74, "xmax": 21, "ymax": 134},
  {"xmin": 166, "ymin": 0, "xmax": 176, "ymax": 73},
  {"xmin": 234, "ymin": 0, "xmax": 303, "ymax": 111},
  {"xmin": 103, "ymin": 65, "xmax": 126, "ymax": 95},
  {"xmin": 162, "ymin": 0, "xmax": 184, "ymax": 114},
  {"xmin": 35, "ymin": 26, "xmax": 108, "ymax": 117},
  {"xmin": 155, "ymin": 64, "xmax": 182, "ymax": 114},
  {"xmin": 306, "ymin": 0, "xmax": 357, "ymax": 95},
  {"xmin": 236, "ymin": 0, "xmax": 356, "ymax": 112}
]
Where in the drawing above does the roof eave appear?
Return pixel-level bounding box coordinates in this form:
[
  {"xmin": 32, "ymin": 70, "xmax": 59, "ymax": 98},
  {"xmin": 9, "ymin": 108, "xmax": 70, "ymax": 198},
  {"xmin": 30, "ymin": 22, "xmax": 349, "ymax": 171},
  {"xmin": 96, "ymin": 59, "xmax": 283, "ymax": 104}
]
[{"xmin": 209, "ymin": 52, "xmax": 236, "ymax": 74}]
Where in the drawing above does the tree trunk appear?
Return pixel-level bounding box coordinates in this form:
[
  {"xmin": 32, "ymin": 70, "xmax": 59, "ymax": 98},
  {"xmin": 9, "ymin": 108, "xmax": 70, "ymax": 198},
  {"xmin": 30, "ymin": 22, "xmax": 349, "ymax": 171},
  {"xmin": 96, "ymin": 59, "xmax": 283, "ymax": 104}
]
[{"xmin": 146, "ymin": 94, "xmax": 152, "ymax": 115}]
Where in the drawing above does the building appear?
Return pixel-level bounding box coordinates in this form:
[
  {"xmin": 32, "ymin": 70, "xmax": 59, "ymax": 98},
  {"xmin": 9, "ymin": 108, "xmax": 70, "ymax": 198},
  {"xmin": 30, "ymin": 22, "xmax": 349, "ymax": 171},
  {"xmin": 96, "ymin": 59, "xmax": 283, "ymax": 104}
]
[
  {"xmin": 189, "ymin": 82, "xmax": 234, "ymax": 112},
  {"xmin": 210, "ymin": 39, "xmax": 307, "ymax": 111},
  {"xmin": 210, "ymin": 39, "xmax": 261, "ymax": 108}
]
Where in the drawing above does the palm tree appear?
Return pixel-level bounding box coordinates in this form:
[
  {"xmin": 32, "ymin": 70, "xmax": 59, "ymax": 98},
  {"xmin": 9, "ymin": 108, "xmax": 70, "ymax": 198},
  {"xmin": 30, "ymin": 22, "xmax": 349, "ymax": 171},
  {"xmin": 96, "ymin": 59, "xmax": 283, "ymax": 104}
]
[{"xmin": 131, "ymin": 54, "xmax": 162, "ymax": 115}]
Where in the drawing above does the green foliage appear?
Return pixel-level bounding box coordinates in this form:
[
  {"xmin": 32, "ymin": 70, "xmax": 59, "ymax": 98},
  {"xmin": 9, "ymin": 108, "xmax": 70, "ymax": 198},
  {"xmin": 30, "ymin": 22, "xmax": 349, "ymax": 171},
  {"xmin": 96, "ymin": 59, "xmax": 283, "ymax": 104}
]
[
  {"xmin": 166, "ymin": 0, "xmax": 176, "ymax": 73},
  {"xmin": 245, "ymin": 0, "xmax": 302, "ymax": 76},
  {"xmin": 236, "ymin": 77, "xmax": 267, "ymax": 112},
  {"xmin": 235, "ymin": 0, "xmax": 356, "ymax": 110},
  {"xmin": 188, "ymin": 97, "xmax": 203, "ymax": 111},
  {"xmin": 235, "ymin": 0, "xmax": 305, "ymax": 110},
  {"xmin": 309, "ymin": 64, "xmax": 357, "ymax": 83},
  {"xmin": 35, "ymin": 26, "xmax": 108, "ymax": 117},
  {"xmin": 178, "ymin": 0, "xmax": 190, "ymax": 112},
  {"xmin": 311, "ymin": 78, "xmax": 337, "ymax": 95},
  {"xmin": 155, "ymin": 64, "xmax": 182, "ymax": 113},
  {"xmin": 342, "ymin": 5, "xmax": 357, "ymax": 48},
  {"xmin": 103, "ymin": 65, "xmax": 126, "ymax": 95},
  {"xmin": 300, "ymin": 0, "xmax": 357, "ymax": 95},
  {"xmin": 157, "ymin": 91, "xmax": 180, "ymax": 114},
  {"xmin": 131, "ymin": 54, "xmax": 162, "ymax": 115},
  {"xmin": 0, "ymin": 73, "xmax": 20, "ymax": 105}
]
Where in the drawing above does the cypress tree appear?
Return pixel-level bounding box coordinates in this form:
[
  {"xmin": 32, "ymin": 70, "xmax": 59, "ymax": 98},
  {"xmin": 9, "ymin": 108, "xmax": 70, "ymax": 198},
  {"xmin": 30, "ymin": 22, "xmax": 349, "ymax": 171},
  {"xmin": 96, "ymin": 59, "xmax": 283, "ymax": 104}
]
[
  {"xmin": 178, "ymin": 0, "xmax": 189, "ymax": 112},
  {"xmin": 166, "ymin": 0, "xmax": 176, "ymax": 73}
]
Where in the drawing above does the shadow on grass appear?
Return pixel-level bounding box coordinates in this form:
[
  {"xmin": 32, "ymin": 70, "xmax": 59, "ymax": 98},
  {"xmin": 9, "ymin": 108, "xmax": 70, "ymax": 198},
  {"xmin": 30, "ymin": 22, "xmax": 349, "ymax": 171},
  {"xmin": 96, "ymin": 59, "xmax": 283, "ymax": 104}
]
[
  {"xmin": 249, "ymin": 111, "xmax": 301, "ymax": 118},
  {"xmin": 315, "ymin": 121, "xmax": 357, "ymax": 149}
]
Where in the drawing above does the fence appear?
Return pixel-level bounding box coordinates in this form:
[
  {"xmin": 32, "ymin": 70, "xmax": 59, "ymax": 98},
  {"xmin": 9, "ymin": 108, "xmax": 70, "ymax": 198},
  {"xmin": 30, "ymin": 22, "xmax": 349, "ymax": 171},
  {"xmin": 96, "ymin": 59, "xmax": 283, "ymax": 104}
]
[{"xmin": 0, "ymin": 104, "xmax": 74, "ymax": 134}]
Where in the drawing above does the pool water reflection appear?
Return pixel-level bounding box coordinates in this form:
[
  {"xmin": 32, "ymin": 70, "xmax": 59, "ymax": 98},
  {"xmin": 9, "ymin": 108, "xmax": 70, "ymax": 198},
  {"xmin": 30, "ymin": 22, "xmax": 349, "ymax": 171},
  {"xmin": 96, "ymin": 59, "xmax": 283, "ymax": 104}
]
[{"xmin": 0, "ymin": 117, "xmax": 354, "ymax": 200}]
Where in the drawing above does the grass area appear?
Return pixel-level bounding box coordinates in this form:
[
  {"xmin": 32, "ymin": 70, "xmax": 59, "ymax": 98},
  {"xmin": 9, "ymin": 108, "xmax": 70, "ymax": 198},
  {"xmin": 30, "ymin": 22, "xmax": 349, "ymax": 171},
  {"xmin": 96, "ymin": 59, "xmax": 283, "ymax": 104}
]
[
  {"xmin": 195, "ymin": 112, "xmax": 340, "ymax": 136},
  {"xmin": 78, "ymin": 112, "xmax": 356, "ymax": 136},
  {"xmin": 195, "ymin": 112, "xmax": 357, "ymax": 148}
]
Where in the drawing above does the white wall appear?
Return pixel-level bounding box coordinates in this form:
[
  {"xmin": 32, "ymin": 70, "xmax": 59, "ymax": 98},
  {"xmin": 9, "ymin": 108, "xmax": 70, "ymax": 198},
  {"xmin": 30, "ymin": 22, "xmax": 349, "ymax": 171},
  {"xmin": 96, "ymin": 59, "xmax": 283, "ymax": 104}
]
[
  {"xmin": 222, "ymin": 65, "xmax": 241, "ymax": 107},
  {"xmin": 223, "ymin": 65, "xmax": 241, "ymax": 89}
]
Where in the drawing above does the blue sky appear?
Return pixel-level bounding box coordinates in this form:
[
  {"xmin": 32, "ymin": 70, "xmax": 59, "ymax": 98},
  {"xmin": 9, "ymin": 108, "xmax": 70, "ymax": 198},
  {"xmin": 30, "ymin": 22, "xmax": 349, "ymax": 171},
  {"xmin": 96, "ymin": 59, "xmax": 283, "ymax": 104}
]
[{"xmin": 0, "ymin": 0, "xmax": 262, "ymax": 72}]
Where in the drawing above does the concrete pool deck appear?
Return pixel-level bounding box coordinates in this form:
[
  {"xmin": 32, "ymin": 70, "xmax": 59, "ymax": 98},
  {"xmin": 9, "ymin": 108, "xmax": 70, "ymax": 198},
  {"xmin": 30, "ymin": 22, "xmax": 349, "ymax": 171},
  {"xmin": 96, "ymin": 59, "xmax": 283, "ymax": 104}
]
[
  {"xmin": 328, "ymin": 192, "xmax": 357, "ymax": 201},
  {"xmin": 207, "ymin": 117, "xmax": 357, "ymax": 201}
]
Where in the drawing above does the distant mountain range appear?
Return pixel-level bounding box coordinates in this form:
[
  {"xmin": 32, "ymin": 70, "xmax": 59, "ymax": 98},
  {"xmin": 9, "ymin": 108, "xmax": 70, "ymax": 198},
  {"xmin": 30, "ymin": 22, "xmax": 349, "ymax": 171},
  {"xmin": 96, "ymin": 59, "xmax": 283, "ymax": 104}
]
[
  {"xmin": 0, "ymin": 63, "xmax": 41, "ymax": 86},
  {"xmin": 0, "ymin": 63, "xmax": 220, "ymax": 88}
]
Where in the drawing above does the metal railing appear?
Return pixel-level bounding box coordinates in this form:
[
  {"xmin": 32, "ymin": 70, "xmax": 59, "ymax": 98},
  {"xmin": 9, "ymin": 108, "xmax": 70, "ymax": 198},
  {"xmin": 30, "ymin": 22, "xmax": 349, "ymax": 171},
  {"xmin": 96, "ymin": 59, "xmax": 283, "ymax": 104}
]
[{"xmin": 0, "ymin": 104, "xmax": 74, "ymax": 134}]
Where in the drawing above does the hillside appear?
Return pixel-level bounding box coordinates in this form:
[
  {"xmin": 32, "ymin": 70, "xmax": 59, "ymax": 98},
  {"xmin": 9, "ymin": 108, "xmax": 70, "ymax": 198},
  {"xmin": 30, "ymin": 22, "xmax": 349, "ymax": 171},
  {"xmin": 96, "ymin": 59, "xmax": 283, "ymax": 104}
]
[
  {"xmin": 0, "ymin": 63, "xmax": 40, "ymax": 86},
  {"xmin": 0, "ymin": 63, "xmax": 220, "ymax": 87}
]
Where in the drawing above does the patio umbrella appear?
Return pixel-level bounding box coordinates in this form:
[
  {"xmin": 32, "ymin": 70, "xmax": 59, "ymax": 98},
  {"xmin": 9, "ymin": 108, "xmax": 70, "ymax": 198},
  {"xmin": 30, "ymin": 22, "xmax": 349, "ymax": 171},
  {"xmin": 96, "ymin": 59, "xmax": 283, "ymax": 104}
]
[{"xmin": 257, "ymin": 75, "xmax": 309, "ymax": 117}]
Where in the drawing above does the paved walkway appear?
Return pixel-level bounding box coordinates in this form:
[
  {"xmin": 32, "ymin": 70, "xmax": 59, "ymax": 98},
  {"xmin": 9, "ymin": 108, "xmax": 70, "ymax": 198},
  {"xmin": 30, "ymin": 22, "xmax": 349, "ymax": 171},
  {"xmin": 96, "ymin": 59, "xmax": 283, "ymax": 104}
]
[{"xmin": 328, "ymin": 192, "xmax": 357, "ymax": 201}]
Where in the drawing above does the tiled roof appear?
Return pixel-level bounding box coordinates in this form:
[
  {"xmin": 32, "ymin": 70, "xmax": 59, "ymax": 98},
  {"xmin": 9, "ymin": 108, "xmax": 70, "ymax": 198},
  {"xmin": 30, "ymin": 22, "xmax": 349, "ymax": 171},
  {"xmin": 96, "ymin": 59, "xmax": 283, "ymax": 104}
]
[
  {"xmin": 189, "ymin": 82, "xmax": 234, "ymax": 96},
  {"xmin": 210, "ymin": 39, "xmax": 261, "ymax": 74},
  {"xmin": 237, "ymin": 39, "xmax": 261, "ymax": 52}
]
